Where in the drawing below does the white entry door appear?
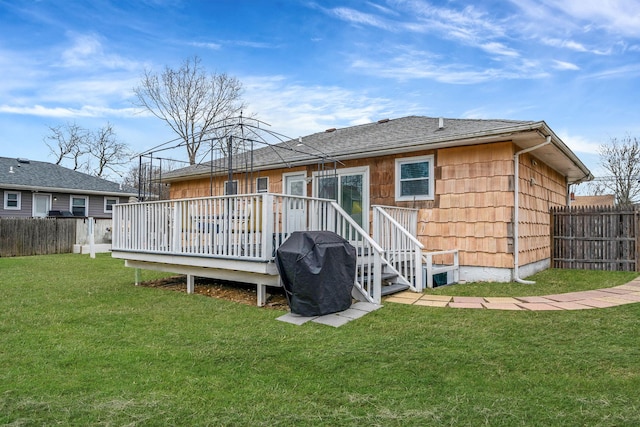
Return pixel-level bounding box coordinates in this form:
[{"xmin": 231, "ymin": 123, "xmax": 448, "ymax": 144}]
[
  {"xmin": 32, "ymin": 194, "xmax": 51, "ymax": 218},
  {"xmin": 283, "ymin": 172, "xmax": 307, "ymax": 234}
]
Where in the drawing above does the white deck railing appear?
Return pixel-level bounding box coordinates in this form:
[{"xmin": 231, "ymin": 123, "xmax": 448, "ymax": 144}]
[
  {"xmin": 373, "ymin": 205, "xmax": 459, "ymax": 290},
  {"xmin": 112, "ymin": 194, "xmax": 384, "ymax": 303},
  {"xmin": 373, "ymin": 206, "xmax": 423, "ymax": 291}
]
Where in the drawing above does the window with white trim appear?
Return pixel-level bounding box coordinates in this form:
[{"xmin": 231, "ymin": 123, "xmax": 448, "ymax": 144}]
[
  {"xmin": 224, "ymin": 180, "xmax": 238, "ymax": 195},
  {"xmin": 395, "ymin": 155, "xmax": 434, "ymax": 201},
  {"xmin": 256, "ymin": 177, "xmax": 269, "ymax": 193},
  {"xmin": 4, "ymin": 191, "xmax": 21, "ymax": 210},
  {"xmin": 70, "ymin": 195, "xmax": 88, "ymax": 216},
  {"xmin": 104, "ymin": 197, "xmax": 118, "ymax": 213}
]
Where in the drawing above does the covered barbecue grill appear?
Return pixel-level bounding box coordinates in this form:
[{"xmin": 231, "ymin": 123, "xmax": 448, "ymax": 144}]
[{"xmin": 275, "ymin": 231, "xmax": 356, "ymax": 316}]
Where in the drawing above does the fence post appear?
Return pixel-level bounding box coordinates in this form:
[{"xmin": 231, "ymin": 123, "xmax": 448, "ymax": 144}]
[{"xmin": 633, "ymin": 206, "xmax": 640, "ymax": 271}]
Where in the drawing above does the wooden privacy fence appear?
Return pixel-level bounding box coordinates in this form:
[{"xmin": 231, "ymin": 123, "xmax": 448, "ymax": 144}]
[
  {"xmin": 0, "ymin": 218, "xmax": 76, "ymax": 257},
  {"xmin": 550, "ymin": 205, "xmax": 639, "ymax": 271}
]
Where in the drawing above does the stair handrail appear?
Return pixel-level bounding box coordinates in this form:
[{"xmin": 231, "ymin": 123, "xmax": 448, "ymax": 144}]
[
  {"xmin": 327, "ymin": 201, "xmax": 385, "ymax": 304},
  {"xmin": 373, "ymin": 206, "xmax": 424, "ymax": 291}
]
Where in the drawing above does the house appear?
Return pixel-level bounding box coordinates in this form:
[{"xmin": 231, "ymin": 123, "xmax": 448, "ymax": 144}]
[
  {"xmin": 0, "ymin": 157, "xmax": 136, "ymax": 219},
  {"xmin": 571, "ymin": 194, "xmax": 615, "ymax": 207},
  {"xmin": 111, "ymin": 116, "xmax": 592, "ymax": 305}
]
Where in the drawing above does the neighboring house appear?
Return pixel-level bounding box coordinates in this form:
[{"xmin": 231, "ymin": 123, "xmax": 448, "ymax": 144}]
[
  {"xmin": 0, "ymin": 157, "xmax": 136, "ymax": 219},
  {"xmin": 571, "ymin": 194, "xmax": 615, "ymax": 207},
  {"xmin": 111, "ymin": 116, "xmax": 592, "ymax": 305}
]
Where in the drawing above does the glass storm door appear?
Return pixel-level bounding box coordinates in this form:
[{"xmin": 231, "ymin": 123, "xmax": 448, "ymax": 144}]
[
  {"xmin": 33, "ymin": 194, "xmax": 51, "ymax": 218},
  {"xmin": 316, "ymin": 168, "xmax": 368, "ymax": 232}
]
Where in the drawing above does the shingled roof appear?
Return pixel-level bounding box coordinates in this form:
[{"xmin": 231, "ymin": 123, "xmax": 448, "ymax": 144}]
[
  {"xmin": 164, "ymin": 115, "xmax": 592, "ymax": 184},
  {"xmin": 0, "ymin": 157, "xmax": 136, "ymax": 196}
]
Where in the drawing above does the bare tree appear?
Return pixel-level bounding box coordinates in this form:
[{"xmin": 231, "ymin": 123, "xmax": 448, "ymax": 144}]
[
  {"xmin": 87, "ymin": 123, "xmax": 130, "ymax": 178},
  {"xmin": 44, "ymin": 122, "xmax": 130, "ymax": 180},
  {"xmin": 133, "ymin": 55, "xmax": 245, "ymax": 165},
  {"xmin": 598, "ymin": 136, "xmax": 640, "ymax": 205},
  {"xmin": 44, "ymin": 122, "xmax": 87, "ymax": 170}
]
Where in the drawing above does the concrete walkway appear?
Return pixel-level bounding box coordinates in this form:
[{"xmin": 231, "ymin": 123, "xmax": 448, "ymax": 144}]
[{"xmin": 384, "ymin": 277, "xmax": 640, "ymax": 310}]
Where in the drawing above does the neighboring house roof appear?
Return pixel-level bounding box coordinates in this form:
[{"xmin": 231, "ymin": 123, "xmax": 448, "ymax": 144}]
[
  {"xmin": 571, "ymin": 195, "xmax": 616, "ymax": 207},
  {"xmin": 0, "ymin": 157, "xmax": 136, "ymax": 196},
  {"xmin": 164, "ymin": 115, "xmax": 593, "ymax": 184}
]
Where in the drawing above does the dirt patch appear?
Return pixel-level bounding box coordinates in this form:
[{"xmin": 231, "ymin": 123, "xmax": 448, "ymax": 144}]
[{"xmin": 138, "ymin": 276, "xmax": 289, "ymax": 309}]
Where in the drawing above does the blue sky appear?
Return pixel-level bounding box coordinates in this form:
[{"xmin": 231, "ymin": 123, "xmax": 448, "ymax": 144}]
[{"xmin": 1, "ymin": 0, "xmax": 639, "ymax": 181}]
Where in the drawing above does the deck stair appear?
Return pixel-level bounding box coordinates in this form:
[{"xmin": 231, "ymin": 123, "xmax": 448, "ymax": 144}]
[{"xmin": 355, "ymin": 263, "xmax": 410, "ymax": 299}]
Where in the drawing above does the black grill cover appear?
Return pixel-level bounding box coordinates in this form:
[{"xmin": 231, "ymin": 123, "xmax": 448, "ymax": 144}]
[{"xmin": 275, "ymin": 231, "xmax": 356, "ymax": 316}]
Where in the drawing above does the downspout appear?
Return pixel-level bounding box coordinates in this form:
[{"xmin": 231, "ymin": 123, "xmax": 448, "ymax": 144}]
[{"xmin": 513, "ymin": 136, "xmax": 552, "ymax": 284}]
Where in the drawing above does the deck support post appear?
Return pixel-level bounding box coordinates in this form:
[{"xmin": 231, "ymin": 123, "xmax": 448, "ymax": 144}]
[
  {"xmin": 135, "ymin": 268, "xmax": 141, "ymax": 286},
  {"xmin": 257, "ymin": 284, "xmax": 266, "ymax": 307},
  {"xmin": 186, "ymin": 274, "xmax": 195, "ymax": 294}
]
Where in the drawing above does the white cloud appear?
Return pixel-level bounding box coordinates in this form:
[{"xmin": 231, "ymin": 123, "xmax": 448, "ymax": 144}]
[
  {"xmin": 480, "ymin": 42, "xmax": 520, "ymax": 57},
  {"xmin": 189, "ymin": 41, "xmax": 222, "ymax": 50},
  {"xmin": 349, "ymin": 47, "xmax": 547, "ymax": 83},
  {"xmin": 541, "ymin": 37, "xmax": 589, "ymax": 52},
  {"xmin": 557, "ymin": 131, "xmax": 601, "ymax": 155},
  {"xmin": 240, "ymin": 75, "xmax": 410, "ymax": 138},
  {"xmin": 552, "ymin": 60, "xmax": 580, "ymax": 71},
  {"xmin": 583, "ymin": 63, "xmax": 640, "ymax": 79},
  {"xmin": 0, "ymin": 104, "xmax": 144, "ymax": 118},
  {"xmin": 58, "ymin": 33, "xmax": 142, "ymax": 70},
  {"xmin": 330, "ymin": 7, "xmax": 393, "ymax": 30},
  {"xmin": 541, "ymin": 0, "xmax": 640, "ymax": 37}
]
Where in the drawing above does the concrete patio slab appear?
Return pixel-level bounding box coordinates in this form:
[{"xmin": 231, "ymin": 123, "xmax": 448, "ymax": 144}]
[
  {"xmin": 413, "ymin": 299, "xmax": 449, "ymax": 307},
  {"xmin": 516, "ymin": 296, "xmax": 557, "ymax": 304},
  {"xmin": 391, "ymin": 291, "xmax": 423, "ymax": 301},
  {"xmin": 418, "ymin": 295, "xmax": 453, "ymax": 302},
  {"xmin": 337, "ymin": 307, "xmax": 372, "ymax": 320},
  {"xmin": 615, "ymin": 293, "xmax": 640, "ymax": 302},
  {"xmin": 545, "ymin": 293, "xmax": 585, "ymax": 302},
  {"xmin": 482, "ymin": 302, "xmax": 523, "ymax": 310},
  {"xmin": 596, "ymin": 296, "xmax": 636, "ymax": 304},
  {"xmin": 516, "ymin": 303, "xmax": 564, "ymax": 311},
  {"xmin": 312, "ymin": 314, "xmax": 352, "ymax": 328},
  {"xmin": 351, "ymin": 302, "xmax": 382, "ymax": 313},
  {"xmin": 452, "ymin": 296, "xmax": 485, "ymax": 304},
  {"xmin": 484, "ymin": 297, "xmax": 520, "ymax": 304},
  {"xmin": 277, "ymin": 312, "xmax": 317, "ymax": 325},
  {"xmin": 449, "ymin": 302, "xmax": 485, "ymax": 309},
  {"xmin": 579, "ymin": 299, "xmax": 622, "ymax": 308},
  {"xmin": 601, "ymin": 287, "xmax": 636, "ymax": 295},
  {"xmin": 548, "ymin": 301, "xmax": 595, "ymax": 310}
]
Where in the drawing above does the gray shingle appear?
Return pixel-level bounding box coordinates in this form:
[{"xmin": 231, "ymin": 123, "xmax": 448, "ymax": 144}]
[
  {"xmin": 165, "ymin": 115, "xmax": 534, "ymax": 179},
  {"xmin": 0, "ymin": 157, "xmax": 134, "ymax": 195}
]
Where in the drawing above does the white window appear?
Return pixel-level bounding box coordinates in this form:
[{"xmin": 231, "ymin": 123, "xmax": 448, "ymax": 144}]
[
  {"xmin": 70, "ymin": 196, "xmax": 88, "ymax": 216},
  {"xmin": 104, "ymin": 197, "xmax": 118, "ymax": 213},
  {"xmin": 395, "ymin": 155, "xmax": 435, "ymax": 201},
  {"xmin": 224, "ymin": 180, "xmax": 238, "ymax": 195},
  {"xmin": 256, "ymin": 177, "xmax": 269, "ymax": 193},
  {"xmin": 4, "ymin": 191, "xmax": 21, "ymax": 210}
]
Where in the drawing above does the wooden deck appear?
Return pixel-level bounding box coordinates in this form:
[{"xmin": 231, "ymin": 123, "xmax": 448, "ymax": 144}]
[
  {"xmin": 112, "ymin": 194, "xmax": 459, "ymax": 306},
  {"xmin": 112, "ymin": 194, "xmax": 387, "ymax": 305}
]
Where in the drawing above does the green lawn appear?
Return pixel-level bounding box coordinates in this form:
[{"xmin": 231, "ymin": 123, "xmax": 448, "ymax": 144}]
[{"xmin": 1, "ymin": 254, "xmax": 639, "ymax": 426}]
